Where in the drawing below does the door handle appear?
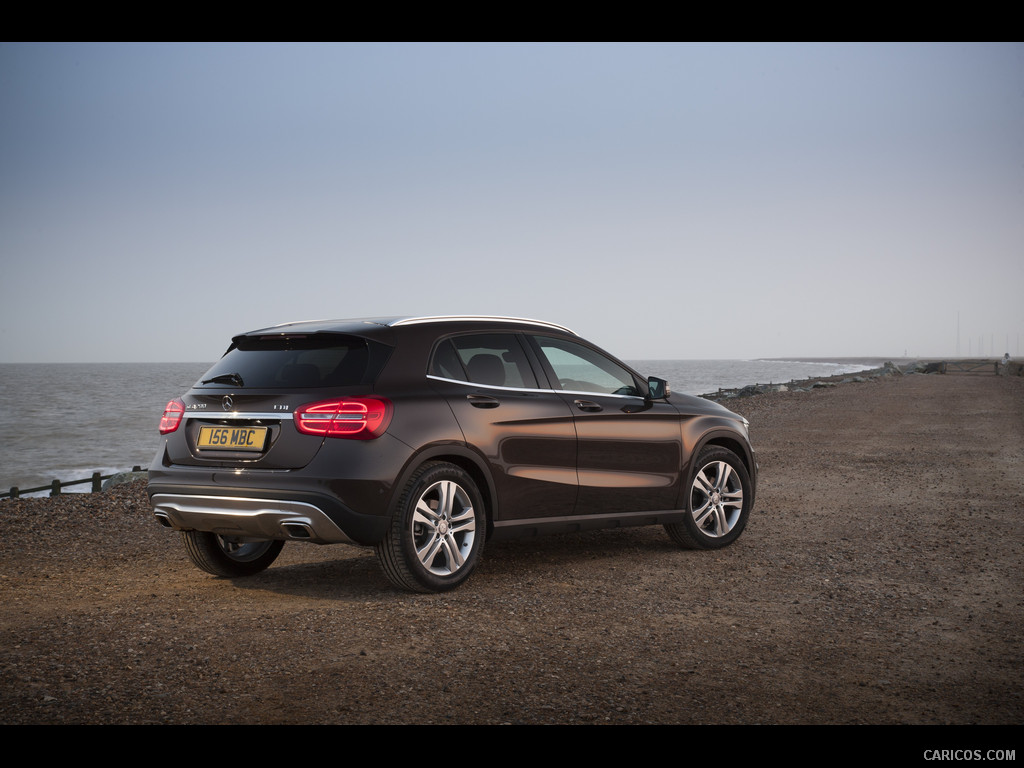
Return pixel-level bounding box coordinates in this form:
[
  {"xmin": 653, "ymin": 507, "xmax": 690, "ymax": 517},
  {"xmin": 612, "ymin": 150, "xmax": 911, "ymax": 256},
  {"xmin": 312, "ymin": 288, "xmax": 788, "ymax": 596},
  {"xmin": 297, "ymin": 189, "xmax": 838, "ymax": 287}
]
[
  {"xmin": 468, "ymin": 395, "xmax": 500, "ymax": 409},
  {"xmin": 573, "ymin": 399, "xmax": 603, "ymax": 412}
]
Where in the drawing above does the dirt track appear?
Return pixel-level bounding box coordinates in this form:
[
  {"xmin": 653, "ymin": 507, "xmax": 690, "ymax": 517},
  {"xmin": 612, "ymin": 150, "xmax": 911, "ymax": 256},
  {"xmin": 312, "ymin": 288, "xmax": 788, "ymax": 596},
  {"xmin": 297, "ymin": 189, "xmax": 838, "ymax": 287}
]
[{"xmin": 1, "ymin": 372, "xmax": 1022, "ymax": 724}]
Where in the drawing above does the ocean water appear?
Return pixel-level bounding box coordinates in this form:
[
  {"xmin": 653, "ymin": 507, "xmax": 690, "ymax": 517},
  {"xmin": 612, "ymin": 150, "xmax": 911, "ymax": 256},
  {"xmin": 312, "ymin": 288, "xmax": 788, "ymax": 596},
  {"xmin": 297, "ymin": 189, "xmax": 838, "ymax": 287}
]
[
  {"xmin": 0, "ymin": 363, "xmax": 211, "ymax": 496},
  {"xmin": 0, "ymin": 358, "xmax": 875, "ymax": 495}
]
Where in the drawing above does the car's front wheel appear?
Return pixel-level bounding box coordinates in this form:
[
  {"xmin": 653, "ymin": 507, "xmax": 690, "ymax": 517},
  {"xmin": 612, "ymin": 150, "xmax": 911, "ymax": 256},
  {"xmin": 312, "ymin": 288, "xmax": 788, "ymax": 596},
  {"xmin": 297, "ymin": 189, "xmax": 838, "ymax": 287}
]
[
  {"xmin": 665, "ymin": 446, "xmax": 751, "ymax": 549},
  {"xmin": 375, "ymin": 461, "xmax": 485, "ymax": 592},
  {"xmin": 181, "ymin": 531, "xmax": 284, "ymax": 577}
]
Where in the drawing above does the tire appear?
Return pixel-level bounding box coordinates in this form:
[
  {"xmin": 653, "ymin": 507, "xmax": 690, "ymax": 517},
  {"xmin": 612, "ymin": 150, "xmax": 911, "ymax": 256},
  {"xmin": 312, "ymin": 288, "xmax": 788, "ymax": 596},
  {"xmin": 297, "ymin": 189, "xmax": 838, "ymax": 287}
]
[
  {"xmin": 665, "ymin": 446, "xmax": 751, "ymax": 550},
  {"xmin": 375, "ymin": 461, "xmax": 485, "ymax": 593},
  {"xmin": 181, "ymin": 531, "xmax": 284, "ymax": 577}
]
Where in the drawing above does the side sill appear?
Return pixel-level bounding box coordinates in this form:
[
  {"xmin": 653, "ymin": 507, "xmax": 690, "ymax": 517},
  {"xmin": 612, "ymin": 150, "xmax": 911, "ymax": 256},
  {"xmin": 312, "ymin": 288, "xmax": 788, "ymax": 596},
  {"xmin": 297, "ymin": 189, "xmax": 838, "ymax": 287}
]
[{"xmin": 489, "ymin": 509, "xmax": 688, "ymax": 541}]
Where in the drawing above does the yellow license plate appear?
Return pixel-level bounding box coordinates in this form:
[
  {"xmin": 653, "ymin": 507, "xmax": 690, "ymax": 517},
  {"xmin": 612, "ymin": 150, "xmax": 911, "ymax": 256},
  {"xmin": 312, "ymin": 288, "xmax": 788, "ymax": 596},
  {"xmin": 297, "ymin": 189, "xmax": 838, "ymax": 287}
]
[{"xmin": 197, "ymin": 425, "xmax": 268, "ymax": 451}]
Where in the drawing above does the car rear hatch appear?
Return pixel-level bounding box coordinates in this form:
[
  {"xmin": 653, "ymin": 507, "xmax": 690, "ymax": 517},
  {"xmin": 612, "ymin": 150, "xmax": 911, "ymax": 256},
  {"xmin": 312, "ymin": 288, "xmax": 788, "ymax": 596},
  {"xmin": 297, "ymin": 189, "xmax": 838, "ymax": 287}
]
[{"xmin": 161, "ymin": 332, "xmax": 392, "ymax": 470}]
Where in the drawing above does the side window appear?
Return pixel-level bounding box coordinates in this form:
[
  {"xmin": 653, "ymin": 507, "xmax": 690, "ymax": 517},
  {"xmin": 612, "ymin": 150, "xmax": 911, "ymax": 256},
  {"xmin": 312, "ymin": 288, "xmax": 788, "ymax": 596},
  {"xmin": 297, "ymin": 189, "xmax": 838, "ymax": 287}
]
[
  {"xmin": 430, "ymin": 334, "xmax": 538, "ymax": 389},
  {"xmin": 429, "ymin": 339, "xmax": 468, "ymax": 382},
  {"xmin": 533, "ymin": 336, "xmax": 641, "ymax": 396}
]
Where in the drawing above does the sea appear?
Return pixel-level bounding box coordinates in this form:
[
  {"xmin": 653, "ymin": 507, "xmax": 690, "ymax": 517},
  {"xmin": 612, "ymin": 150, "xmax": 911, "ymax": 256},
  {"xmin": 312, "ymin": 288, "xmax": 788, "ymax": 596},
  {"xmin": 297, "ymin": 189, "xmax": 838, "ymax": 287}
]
[{"xmin": 0, "ymin": 358, "xmax": 878, "ymax": 496}]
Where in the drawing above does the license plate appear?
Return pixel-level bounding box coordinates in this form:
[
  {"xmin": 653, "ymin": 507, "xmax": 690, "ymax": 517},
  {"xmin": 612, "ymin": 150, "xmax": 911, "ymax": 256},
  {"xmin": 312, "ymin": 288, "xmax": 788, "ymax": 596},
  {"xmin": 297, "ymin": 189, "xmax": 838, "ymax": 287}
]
[{"xmin": 197, "ymin": 425, "xmax": 268, "ymax": 451}]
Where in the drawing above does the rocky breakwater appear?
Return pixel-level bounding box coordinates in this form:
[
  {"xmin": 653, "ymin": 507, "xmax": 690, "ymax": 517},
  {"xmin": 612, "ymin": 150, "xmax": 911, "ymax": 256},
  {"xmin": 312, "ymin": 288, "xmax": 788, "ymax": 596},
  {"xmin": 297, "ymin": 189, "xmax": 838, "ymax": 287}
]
[{"xmin": 703, "ymin": 360, "xmax": 941, "ymax": 401}]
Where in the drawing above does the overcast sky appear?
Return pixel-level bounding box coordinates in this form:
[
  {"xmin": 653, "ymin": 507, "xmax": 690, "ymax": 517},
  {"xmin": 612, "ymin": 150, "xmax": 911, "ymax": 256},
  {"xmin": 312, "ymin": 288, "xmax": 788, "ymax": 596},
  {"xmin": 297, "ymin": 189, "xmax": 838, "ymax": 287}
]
[{"xmin": 1, "ymin": 42, "xmax": 1021, "ymax": 363}]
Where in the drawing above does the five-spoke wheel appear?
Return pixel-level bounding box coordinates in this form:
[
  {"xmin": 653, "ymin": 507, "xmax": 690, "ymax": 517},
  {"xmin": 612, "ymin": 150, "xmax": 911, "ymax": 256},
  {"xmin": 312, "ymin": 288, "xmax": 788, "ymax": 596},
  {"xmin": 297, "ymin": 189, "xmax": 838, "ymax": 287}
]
[
  {"xmin": 411, "ymin": 478, "xmax": 478, "ymax": 576},
  {"xmin": 665, "ymin": 446, "xmax": 751, "ymax": 549},
  {"xmin": 376, "ymin": 462, "xmax": 485, "ymax": 592}
]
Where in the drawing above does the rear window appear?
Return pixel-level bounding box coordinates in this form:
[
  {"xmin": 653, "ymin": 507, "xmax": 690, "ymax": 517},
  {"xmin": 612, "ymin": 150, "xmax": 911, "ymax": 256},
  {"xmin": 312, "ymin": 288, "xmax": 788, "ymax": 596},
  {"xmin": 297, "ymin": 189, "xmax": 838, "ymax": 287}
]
[{"xmin": 196, "ymin": 334, "xmax": 385, "ymax": 389}]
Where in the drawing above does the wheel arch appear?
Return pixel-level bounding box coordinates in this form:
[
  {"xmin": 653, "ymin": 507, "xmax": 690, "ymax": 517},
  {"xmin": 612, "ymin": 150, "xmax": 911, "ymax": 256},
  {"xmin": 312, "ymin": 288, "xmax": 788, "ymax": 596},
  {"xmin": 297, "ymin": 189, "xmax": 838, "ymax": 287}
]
[
  {"xmin": 390, "ymin": 444, "xmax": 497, "ymax": 536},
  {"xmin": 697, "ymin": 433, "xmax": 754, "ymax": 473},
  {"xmin": 682, "ymin": 424, "xmax": 757, "ymax": 510}
]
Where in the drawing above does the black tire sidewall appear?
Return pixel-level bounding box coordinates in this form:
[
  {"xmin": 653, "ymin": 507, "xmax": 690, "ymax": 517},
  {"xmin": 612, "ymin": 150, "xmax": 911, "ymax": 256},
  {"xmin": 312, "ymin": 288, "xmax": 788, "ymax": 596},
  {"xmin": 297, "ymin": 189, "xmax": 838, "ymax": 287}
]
[
  {"xmin": 393, "ymin": 462, "xmax": 485, "ymax": 592},
  {"xmin": 182, "ymin": 530, "xmax": 284, "ymax": 577}
]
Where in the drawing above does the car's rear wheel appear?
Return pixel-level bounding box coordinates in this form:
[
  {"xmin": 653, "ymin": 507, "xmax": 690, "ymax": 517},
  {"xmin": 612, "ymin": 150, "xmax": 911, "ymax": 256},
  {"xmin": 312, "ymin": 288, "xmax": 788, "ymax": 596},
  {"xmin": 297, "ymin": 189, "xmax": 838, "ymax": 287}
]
[
  {"xmin": 665, "ymin": 446, "xmax": 751, "ymax": 549},
  {"xmin": 376, "ymin": 461, "xmax": 485, "ymax": 593},
  {"xmin": 181, "ymin": 531, "xmax": 284, "ymax": 577}
]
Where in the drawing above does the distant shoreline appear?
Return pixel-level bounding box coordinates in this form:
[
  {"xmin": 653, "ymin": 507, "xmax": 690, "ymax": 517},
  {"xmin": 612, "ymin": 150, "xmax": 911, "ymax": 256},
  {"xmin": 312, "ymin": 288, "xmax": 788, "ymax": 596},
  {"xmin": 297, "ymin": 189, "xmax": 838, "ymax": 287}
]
[
  {"xmin": 761, "ymin": 356, "xmax": 923, "ymax": 366},
  {"xmin": 762, "ymin": 356, "xmax": 1012, "ymax": 365}
]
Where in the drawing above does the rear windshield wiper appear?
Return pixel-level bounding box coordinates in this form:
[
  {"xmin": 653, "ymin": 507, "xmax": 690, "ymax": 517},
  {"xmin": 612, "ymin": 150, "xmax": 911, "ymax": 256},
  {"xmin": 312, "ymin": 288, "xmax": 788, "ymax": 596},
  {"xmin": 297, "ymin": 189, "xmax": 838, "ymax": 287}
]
[{"xmin": 201, "ymin": 373, "xmax": 244, "ymax": 387}]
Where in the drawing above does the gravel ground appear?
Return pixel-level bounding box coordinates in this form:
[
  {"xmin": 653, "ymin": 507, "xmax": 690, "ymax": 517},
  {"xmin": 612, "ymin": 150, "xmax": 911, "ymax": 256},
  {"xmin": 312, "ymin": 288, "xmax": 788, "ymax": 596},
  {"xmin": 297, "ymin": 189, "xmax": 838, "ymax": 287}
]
[{"xmin": 1, "ymin": 371, "xmax": 1022, "ymax": 725}]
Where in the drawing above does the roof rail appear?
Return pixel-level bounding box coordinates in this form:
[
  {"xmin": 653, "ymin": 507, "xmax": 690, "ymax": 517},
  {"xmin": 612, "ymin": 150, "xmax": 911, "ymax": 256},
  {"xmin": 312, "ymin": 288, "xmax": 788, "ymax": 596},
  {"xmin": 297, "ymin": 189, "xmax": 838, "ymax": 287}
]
[{"xmin": 389, "ymin": 316, "xmax": 576, "ymax": 335}]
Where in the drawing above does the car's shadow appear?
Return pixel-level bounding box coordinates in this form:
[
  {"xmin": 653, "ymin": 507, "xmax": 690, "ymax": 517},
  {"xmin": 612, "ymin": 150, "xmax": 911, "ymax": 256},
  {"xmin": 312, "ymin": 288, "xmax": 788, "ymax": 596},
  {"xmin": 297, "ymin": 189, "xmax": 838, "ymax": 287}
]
[{"xmin": 224, "ymin": 526, "xmax": 686, "ymax": 600}]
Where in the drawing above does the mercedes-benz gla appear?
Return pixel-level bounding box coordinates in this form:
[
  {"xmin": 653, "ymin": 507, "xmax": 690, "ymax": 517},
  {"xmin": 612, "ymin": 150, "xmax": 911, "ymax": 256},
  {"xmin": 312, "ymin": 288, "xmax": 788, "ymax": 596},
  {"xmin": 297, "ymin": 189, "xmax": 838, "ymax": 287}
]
[{"xmin": 148, "ymin": 316, "xmax": 757, "ymax": 592}]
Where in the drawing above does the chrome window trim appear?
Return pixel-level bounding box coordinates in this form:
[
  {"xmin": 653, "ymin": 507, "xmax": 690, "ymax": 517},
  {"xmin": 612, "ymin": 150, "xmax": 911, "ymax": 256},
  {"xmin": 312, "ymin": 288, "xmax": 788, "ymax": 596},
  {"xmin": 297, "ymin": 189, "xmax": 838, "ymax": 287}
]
[
  {"xmin": 559, "ymin": 388, "xmax": 644, "ymax": 401},
  {"xmin": 426, "ymin": 374, "xmax": 643, "ymax": 400}
]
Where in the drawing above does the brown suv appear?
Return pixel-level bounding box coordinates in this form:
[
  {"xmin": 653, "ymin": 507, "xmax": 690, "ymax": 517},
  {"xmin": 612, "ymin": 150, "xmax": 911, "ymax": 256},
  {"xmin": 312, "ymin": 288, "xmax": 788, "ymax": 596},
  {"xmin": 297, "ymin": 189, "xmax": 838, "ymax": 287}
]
[{"xmin": 149, "ymin": 316, "xmax": 757, "ymax": 592}]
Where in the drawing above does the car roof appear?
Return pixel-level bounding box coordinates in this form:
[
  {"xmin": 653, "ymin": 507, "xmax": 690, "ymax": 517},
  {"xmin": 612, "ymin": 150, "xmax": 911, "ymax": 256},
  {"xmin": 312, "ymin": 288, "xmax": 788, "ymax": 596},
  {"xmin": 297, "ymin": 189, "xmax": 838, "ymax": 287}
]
[{"xmin": 237, "ymin": 315, "xmax": 577, "ymax": 339}]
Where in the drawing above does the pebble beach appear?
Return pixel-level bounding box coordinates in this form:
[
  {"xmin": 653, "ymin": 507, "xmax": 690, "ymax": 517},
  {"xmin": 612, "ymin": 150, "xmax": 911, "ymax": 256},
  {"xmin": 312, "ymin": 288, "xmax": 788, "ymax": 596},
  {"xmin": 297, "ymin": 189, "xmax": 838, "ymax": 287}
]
[{"xmin": 1, "ymin": 368, "xmax": 1022, "ymax": 725}]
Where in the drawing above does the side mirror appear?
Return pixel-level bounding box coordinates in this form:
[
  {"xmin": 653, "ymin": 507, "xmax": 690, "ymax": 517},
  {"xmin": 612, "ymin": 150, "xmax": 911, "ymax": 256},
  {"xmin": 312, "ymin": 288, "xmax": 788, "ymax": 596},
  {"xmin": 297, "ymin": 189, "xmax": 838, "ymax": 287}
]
[{"xmin": 647, "ymin": 376, "xmax": 670, "ymax": 400}]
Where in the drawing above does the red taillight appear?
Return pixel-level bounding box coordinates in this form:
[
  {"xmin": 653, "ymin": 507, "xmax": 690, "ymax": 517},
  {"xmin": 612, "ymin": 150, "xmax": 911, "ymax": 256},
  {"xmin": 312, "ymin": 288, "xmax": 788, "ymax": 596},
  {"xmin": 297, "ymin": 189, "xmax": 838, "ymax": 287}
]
[
  {"xmin": 159, "ymin": 398, "xmax": 185, "ymax": 434},
  {"xmin": 294, "ymin": 397, "xmax": 393, "ymax": 440}
]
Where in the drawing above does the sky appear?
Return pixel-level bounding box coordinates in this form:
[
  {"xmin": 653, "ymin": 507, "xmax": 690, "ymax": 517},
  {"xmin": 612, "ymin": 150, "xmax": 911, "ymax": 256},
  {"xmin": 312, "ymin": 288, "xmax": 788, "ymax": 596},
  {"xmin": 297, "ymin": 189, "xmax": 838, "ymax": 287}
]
[{"xmin": 1, "ymin": 42, "xmax": 1022, "ymax": 363}]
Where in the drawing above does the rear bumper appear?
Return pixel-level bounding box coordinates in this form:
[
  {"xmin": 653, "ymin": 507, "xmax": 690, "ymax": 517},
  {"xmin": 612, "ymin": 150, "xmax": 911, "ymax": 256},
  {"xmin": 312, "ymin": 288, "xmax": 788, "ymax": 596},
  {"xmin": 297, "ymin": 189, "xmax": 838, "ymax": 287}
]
[
  {"xmin": 151, "ymin": 493, "xmax": 363, "ymax": 545},
  {"xmin": 148, "ymin": 433, "xmax": 410, "ymax": 546},
  {"xmin": 147, "ymin": 470, "xmax": 393, "ymax": 546}
]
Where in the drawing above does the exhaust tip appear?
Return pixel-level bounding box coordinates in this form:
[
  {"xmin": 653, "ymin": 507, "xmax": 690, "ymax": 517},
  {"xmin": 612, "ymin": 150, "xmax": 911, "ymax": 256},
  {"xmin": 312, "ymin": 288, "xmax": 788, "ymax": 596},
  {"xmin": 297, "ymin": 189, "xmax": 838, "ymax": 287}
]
[{"xmin": 282, "ymin": 522, "xmax": 314, "ymax": 540}]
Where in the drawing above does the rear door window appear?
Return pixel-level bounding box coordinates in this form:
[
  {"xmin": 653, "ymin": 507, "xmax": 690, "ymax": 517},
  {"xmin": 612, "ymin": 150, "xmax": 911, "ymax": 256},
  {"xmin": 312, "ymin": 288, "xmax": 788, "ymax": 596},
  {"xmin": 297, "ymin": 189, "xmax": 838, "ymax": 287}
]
[{"xmin": 430, "ymin": 334, "xmax": 539, "ymax": 389}]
